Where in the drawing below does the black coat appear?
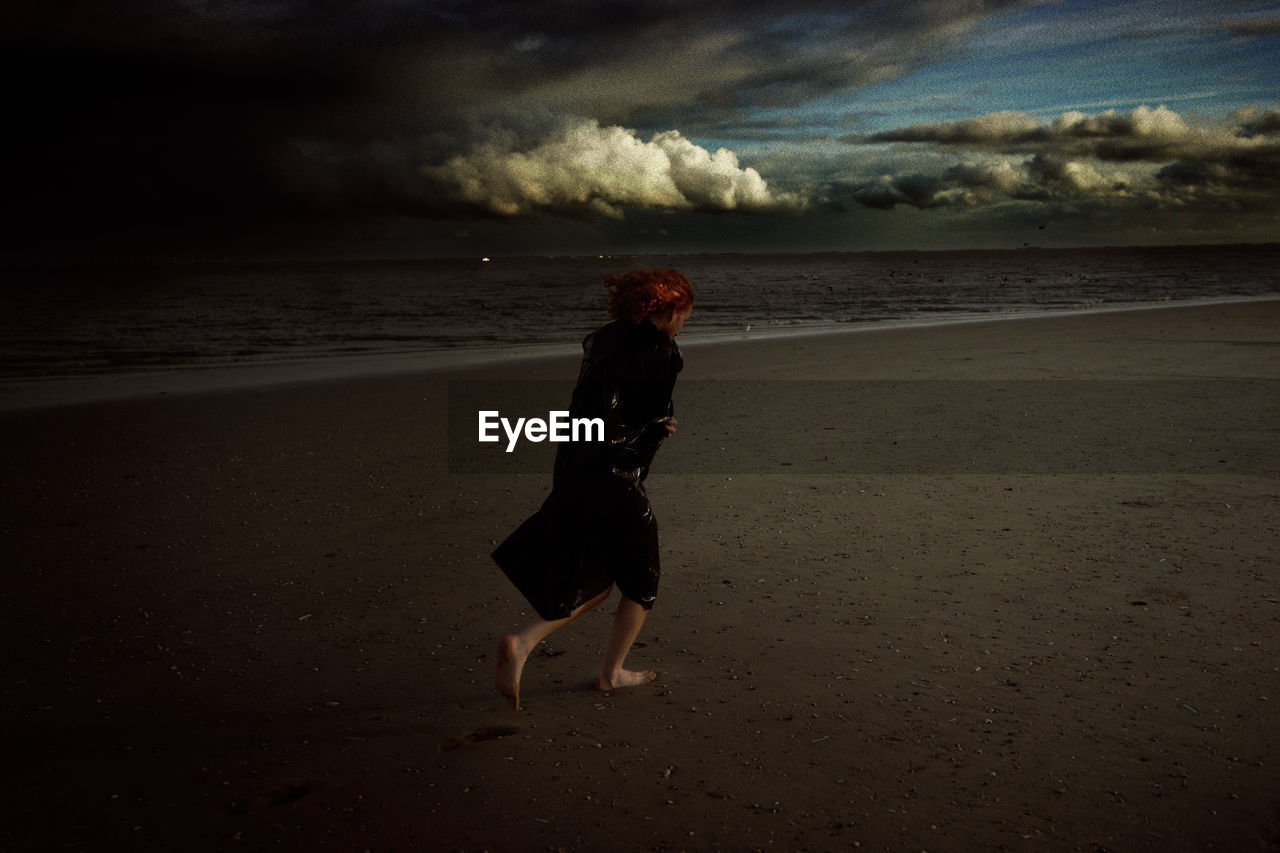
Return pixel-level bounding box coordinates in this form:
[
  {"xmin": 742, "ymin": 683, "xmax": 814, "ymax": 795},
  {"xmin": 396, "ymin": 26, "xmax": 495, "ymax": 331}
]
[{"xmin": 492, "ymin": 318, "xmax": 683, "ymax": 620}]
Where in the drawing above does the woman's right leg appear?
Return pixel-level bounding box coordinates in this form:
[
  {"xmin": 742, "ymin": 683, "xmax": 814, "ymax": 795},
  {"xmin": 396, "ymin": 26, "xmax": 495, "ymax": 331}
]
[{"xmin": 495, "ymin": 587, "xmax": 612, "ymax": 710}]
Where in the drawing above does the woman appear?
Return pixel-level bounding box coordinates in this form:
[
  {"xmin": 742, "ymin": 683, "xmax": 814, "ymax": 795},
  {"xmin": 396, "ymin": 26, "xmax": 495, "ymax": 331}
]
[{"xmin": 493, "ymin": 268, "xmax": 694, "ymax": 711}]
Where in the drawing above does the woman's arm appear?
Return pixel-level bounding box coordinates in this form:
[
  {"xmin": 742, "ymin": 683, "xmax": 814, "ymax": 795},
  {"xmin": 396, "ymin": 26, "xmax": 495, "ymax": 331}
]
[{"xmin": 605, "ymin": 339, "xmax": 682, "ymax": 475}]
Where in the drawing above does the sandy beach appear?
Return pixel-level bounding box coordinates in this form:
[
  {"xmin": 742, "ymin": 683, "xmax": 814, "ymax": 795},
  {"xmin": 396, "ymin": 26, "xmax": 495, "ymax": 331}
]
[{"xmin": 3, "ymin": 300, "xmax": 1278, "ymax": 852}]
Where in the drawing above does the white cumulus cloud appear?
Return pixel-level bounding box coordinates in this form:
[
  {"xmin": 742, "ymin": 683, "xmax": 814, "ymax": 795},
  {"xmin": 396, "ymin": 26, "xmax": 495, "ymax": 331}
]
[{"xmin": 424, "ymin": 118, "xmax": 805, "ymax": 218}]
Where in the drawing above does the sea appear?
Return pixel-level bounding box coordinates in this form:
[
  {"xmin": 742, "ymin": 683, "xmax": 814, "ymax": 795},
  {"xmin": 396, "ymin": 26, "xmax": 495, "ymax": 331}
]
[{"xmin": 2, "ymin": 244, "xmax": 1278, "ymax": 386}]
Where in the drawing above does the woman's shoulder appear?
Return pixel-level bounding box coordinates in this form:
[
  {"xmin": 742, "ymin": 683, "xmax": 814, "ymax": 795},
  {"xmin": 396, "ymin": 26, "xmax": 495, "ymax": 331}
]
[
  {"xmin": 632, "ymin": 321, "xmax": 682, "ymax": 373},
  {"xmin": 582, "ymin": 320, "xmax": 626, "ymax": 352},
  {"xmin": 585, "ymin": 319, "xmax": 674, "ymax": 356}
]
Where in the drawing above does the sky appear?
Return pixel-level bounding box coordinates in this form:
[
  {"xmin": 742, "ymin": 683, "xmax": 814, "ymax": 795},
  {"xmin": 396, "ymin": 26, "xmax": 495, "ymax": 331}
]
[{"xmin": 3, "ymin": 0, "xmax": 1279, "ymax": 260}]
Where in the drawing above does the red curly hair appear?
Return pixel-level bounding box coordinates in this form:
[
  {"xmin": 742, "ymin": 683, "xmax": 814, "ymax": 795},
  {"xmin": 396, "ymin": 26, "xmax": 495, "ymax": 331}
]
[{"xmin": 604, "ymin": 268, "xmax": 695, "ymax": 325}]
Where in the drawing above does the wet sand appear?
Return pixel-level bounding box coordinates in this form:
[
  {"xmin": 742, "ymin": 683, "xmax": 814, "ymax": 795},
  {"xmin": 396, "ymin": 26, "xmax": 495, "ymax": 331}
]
[{"xmin": 3, "ymin": 300, "xmax": 1278, "ymax": 851}]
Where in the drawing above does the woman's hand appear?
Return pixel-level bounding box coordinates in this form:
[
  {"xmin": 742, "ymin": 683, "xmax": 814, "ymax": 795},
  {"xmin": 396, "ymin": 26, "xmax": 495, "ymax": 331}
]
[{"xmin": 664, "ymin": 417, "xmax": 678, "ymax": 437}]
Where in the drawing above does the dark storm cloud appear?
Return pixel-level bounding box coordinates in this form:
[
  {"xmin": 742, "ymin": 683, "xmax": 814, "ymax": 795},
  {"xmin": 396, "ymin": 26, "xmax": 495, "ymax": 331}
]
[
  {"xmin": 856, "ymin": 105, "xmax": 1212, "ymax": 157},
  {"xmin": 1, "ymin": 0, "xmax": 1038, "ymax": 249},
  {"xmin": 843, "ymin": 105, "xmax": 1280, "ymax": 213},
  {"xmin": 1238, "ymin": 107, "xmax": 1280, "ymax": 137},
  {"xmin": 850, "ymin": 160, "xmax": 1050, "ymax": 210},
  {"xmin": 861, "ymin": 111, "xmax": 1050, "ymax": 148},
  {"xmin": 1223, "ymin": 15, "xmax": 1280, "ymax": 37}
]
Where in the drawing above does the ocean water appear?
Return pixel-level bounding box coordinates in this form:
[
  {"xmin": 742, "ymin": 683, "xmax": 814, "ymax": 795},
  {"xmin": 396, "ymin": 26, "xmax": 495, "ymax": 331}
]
[{"xmin": 2, "ymin": 244, "xmax": 1277, "ymax": 381}]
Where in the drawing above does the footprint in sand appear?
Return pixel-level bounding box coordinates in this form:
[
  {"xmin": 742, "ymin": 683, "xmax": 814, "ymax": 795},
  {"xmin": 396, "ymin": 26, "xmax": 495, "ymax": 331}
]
[
  {"xmin": 226, "ymin": 784, "xmax": 309, "ymax": 815},
  {"xmin": 438, "ymin": 725, "xmax": 521, "ymax": 751}
]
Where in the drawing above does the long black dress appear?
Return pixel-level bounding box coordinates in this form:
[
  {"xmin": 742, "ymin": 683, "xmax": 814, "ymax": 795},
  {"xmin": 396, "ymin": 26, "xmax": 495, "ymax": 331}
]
[{"xmin": 492, "ymin": 317, "xmax": 683, "ymax": 620}]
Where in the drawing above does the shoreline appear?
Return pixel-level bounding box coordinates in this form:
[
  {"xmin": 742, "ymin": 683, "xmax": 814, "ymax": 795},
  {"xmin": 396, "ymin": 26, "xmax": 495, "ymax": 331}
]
[{"xmin": 2, "ymin": 294, "xmax": 1276, "ymax": 411}]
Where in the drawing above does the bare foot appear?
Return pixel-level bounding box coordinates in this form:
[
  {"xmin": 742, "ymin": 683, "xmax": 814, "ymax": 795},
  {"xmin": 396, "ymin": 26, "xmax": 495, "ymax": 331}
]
[
  {"xmin": 495, "ymin": 635, "xmax": 525, "ymax": 710},
  {"xmin": 596, "ymin": 669, "xmax": 657, "ymax": 692}
]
